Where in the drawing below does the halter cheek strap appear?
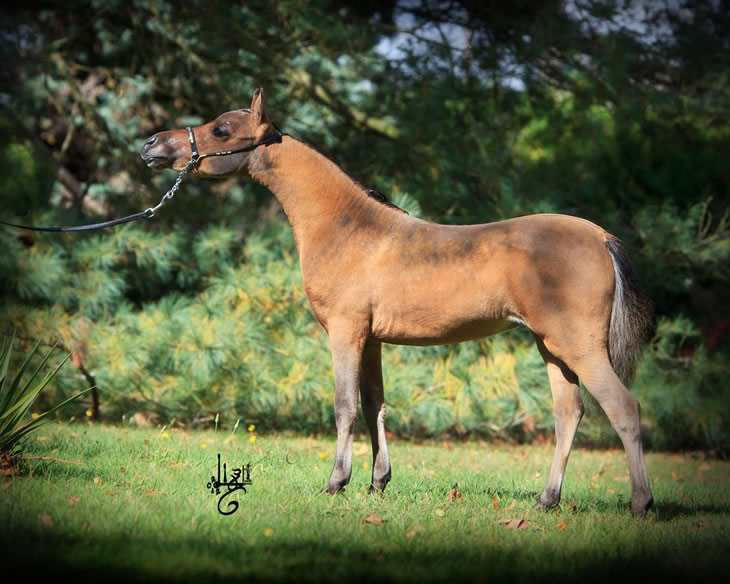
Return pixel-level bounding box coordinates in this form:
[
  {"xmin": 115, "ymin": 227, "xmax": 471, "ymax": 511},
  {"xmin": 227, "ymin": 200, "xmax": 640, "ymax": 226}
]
[
  {"xmin": 187, "ymin": 126, "xmax": 200, "ymax": 161},
  {"xmin": 185, "ymin": 126, "xmax": 284, "ymax": 164}
]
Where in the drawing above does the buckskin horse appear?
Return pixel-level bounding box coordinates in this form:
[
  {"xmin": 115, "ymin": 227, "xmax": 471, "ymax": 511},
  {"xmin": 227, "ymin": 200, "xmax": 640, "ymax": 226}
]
[{"xmin": 141, "ymin": 89, "xmax": 654, "ymax": 518}]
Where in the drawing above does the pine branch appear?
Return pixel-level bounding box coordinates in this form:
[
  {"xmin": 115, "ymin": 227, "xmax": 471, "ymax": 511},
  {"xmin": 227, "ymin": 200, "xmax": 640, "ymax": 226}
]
[{"xmin": 48, "ymin": 52, "xmax": 158, "ymax": 196}]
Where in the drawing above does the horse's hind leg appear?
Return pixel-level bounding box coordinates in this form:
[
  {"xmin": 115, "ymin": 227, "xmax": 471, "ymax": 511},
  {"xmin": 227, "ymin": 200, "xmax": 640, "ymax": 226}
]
[
  {"xmin": 359, "ymin": 341, "xmax": 392, "ymax": 492},
  {"xmin": 534, "ymin": 338, "xmax": 584, "ymax": 510},
  {"xmin": 561, "ymin": 351, "xmax": 653, "ymax": 518}
]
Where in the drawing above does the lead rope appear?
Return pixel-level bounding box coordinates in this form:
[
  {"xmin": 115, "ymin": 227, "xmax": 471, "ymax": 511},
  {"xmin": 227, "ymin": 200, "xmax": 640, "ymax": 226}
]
[
  {"xmin": 0, "ymin": 160, "xmax": 196, "ymax": 233},
  {"xmin": 143, "ymin": 157, "xmax": 197, "ymax": 218}
]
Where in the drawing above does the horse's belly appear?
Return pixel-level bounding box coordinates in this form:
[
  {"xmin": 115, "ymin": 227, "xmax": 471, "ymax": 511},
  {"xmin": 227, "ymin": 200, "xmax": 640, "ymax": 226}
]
[{"xmin": 372, "ymin": 311, "xmax": 520, "ymax": 346}]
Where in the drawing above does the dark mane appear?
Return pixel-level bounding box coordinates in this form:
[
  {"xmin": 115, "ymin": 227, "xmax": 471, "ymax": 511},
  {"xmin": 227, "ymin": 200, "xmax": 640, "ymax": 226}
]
[
  {"xmin": 358, "ymin": 182, "xmax": 409, "ymax": 215},
  {"xmin": 291, "ymin": 136, "xmax": 408, "ymax": 215}
]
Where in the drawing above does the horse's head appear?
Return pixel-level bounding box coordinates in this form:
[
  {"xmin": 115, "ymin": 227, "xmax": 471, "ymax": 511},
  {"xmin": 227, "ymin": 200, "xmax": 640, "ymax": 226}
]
[{"xmin": 140, "ymin": 88, "xmax": 278, "ymax": 178}]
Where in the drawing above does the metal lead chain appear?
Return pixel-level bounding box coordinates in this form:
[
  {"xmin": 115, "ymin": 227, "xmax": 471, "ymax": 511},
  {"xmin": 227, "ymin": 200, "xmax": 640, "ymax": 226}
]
[{"xmin": 144, "ymin": 157, "xmax": 197, "ymax": 218}]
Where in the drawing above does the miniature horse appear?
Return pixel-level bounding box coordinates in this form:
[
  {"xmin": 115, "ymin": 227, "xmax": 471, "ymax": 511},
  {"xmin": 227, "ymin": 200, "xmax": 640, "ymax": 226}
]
[{"xmin": 141, "ymin": 89, "xmax": 654, "ymax": 517}]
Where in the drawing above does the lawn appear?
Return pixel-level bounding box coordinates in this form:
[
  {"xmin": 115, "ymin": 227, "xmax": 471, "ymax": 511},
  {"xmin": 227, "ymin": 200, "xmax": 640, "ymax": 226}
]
[{"xmin": 2, "ymin": 423, "xmax": 729, "ymax": 583}]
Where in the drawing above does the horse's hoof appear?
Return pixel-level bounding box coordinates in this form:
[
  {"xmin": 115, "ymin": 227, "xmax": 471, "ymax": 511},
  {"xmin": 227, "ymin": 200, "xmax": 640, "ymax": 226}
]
[
  {"xmin": 631, "ymin": 496, "xmax": 654, "ymax": 519},
  {"xmin": 534, "ymin": 490, "xmax": 560, "ymax": 511},
  {"xmin": 321, "ymin": 482, "xmax": 346, "ymax": 495},
  {"xmin": 368, "ymin": 484, "xmax": 387, "ymax": 497},
  {"xmin": 369, "ymin": 478, "xmax": 390, "ymax": 493},
  {"xmin": 533, "ymin": 500, "xmax": 559, "ymax": 512}
]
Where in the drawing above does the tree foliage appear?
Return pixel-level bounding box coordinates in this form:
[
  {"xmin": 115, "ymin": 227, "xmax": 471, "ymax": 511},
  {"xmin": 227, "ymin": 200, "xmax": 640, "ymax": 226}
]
[{"xmin": 0, "ymin": 1, "xmax": 728, "ymax": 451}]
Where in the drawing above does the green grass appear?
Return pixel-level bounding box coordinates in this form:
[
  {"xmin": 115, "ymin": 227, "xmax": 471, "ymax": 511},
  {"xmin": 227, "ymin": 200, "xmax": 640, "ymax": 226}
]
[{"xmin": 2, "ymin": 423, "xmax": 729, "ymax": 583}]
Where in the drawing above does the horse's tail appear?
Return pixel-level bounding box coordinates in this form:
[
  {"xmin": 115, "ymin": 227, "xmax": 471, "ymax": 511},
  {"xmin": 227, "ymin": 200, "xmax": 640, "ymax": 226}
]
[{"xmin": 604, "ymin": 235, "xmax": 655, "ymax": 386}]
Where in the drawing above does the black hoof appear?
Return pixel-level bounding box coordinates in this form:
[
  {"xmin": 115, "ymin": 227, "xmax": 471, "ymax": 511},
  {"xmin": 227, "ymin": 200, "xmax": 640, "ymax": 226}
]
[
  {"xmin": 631, "ymin": 496, "xmax": 654, "ymax": 519},
  {"xmin": 322, "ymin": 481, "xmax": 346, "ymax": 495}
]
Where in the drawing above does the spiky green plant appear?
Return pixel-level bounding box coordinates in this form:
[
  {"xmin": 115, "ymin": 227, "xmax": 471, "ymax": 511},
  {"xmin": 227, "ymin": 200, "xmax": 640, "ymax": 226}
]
[{"xmin": 0, "ymin": 333, "xmax": 90, "ymax": 456}]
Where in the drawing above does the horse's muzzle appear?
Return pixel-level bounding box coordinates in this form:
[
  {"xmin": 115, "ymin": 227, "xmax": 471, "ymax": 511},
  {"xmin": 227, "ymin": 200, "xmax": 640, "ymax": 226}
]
[{"xmin": 140, "ymin": 134, "xmax": 174, "ymax": 169}]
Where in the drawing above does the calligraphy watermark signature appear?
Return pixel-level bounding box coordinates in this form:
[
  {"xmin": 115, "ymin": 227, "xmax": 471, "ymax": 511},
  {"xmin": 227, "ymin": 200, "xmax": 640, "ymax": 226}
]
[{"xmin": 206, "ymin": 453, "xmax": 252, "ymax": 516}]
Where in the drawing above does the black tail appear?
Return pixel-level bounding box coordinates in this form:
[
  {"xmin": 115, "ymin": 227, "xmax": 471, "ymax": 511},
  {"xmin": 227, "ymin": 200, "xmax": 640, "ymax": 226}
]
[{"xmin": 605, "ymin": 236, "xmax": 655, "ymax": 385}]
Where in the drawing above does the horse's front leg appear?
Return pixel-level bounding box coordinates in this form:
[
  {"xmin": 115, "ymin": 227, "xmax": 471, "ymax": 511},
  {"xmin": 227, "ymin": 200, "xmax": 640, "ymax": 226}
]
[
  {"xmin": 359, "ymin": 340, "xmax": 391, "ymax": 492},
  {"xmin": 324, "ymin": 321, "xmax": 368, "ymax": 494}
]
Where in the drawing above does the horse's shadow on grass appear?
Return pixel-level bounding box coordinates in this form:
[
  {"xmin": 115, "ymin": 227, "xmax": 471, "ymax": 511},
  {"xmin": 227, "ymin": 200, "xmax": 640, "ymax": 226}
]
[
  {"xmin": 649, "ymin": 500, "xmax": 728, "ymax": 521},
  {"xmin": 398, "ymin": 482, "xmax": 729, "ymax": 522}
]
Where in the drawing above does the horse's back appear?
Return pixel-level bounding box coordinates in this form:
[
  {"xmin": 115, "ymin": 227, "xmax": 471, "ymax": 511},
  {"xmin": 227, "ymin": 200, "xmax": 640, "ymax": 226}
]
[{"xmin": 363, "ymin": 213, "xmax": 614, "ymax": 345}]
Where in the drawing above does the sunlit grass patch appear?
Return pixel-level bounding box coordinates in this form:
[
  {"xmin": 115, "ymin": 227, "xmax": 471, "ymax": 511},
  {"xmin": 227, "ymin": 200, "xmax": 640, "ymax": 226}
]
[{"xmin": 1, "ymin": 424, "xmax": 729, "ymax": 583}]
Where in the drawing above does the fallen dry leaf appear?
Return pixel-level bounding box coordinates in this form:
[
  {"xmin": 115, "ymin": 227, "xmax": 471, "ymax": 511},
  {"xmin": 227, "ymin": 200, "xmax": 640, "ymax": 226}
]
[
  {"xmin": 67, "ymin": 496, "xmax": 80, "ymax": 505},
  {"xmin": 406, "ymin": 529, "xmax": 418, "ymax": 539},
  {"xmin": 506, "ymin": 499, "xmax": 516, "ymax": 510},
  {"xmin": 555, "ymin": 521, "xmax": 568, "ymax": 531},
  {"xmin": 364, "ymin": 512, "xmax": 385, "ymax": 526},
  {"xmin": 498, "ymin": 518, "xmax": 541, "ymax": 531},
  {"xmin": 93, "ymin": 476, "xmax": 104, "ymax": 485},
  {"xmin": 492, "ymin": 496, "xmax": 499, "ymax": 510},
  {"xmin": 434, "ymin": 509, "xmax": 445, "ymax": 517},
  {"xmin": 38, "ymin": 514, "xmax": 53, "ymax": 527},
  {"xmin": 448, "ymin": 487, "xmax": 463, "ymax": 502}
]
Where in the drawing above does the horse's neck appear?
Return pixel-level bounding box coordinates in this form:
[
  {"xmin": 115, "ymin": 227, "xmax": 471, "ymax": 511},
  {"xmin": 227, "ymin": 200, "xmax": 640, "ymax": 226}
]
[{"xmin": 249, "ymin": 137, "xmax": 384, "ymax": 245}]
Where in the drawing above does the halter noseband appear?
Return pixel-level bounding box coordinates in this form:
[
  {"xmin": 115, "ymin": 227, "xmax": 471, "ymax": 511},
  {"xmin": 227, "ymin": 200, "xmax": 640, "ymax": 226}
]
[{"xmin": 185, "ymin": 126, "xmax": 284, "ymax": 165}]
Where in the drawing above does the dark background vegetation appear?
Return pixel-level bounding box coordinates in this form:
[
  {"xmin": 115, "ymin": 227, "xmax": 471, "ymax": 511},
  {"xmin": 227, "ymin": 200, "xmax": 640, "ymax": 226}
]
[{"xmin": 1, "ymin": 0, "xmax": 728, "ymax": 453}]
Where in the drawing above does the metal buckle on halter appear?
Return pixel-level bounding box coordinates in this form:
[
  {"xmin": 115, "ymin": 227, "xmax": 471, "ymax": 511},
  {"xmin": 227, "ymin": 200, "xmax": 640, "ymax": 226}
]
[{"xmin": 186, "ymin": 126, "xmax": 200, "ymax": 162}]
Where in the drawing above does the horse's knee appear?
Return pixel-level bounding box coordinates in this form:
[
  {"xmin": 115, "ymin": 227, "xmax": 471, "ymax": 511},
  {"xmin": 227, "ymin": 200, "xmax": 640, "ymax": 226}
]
[{"xmin": 334, "ymin": 402, "xmax": 358, "ymax": 428}]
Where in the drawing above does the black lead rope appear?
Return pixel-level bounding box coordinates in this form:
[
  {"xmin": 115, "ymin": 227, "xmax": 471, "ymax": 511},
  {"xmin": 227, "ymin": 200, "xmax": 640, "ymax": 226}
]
[
  {"xmin": 0, "ymin": 128, "xmax": 284, "ymax": 233},
  {"xmin": 0, "ymin": 210, "xmax": 156, "ymax": 232}
]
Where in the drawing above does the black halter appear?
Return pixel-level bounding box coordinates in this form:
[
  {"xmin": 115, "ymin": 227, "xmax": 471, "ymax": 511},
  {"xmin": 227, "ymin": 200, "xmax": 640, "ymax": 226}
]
[{"xmin": 185, "ymin": 126, "xmax": 284, "ymax": 165}]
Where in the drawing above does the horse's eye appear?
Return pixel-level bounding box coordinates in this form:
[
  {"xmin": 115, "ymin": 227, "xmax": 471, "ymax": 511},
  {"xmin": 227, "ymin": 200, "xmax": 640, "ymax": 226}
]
[{"xmin": 212, "ymin": 126, "xmax": 228, "ymax": 139}]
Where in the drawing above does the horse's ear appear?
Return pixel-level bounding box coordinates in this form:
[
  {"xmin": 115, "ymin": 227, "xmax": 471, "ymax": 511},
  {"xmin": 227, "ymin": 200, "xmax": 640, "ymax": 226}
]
[{"xmin": 250, "ymin": 88, "xmax": 270, "ymax": 125}]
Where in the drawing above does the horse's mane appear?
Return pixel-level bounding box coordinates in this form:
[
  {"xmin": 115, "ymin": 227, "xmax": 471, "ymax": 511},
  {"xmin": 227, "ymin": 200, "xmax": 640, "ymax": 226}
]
[{"xmin": 358, "ymin": 182, "xmax": 408, "ymax": 215}]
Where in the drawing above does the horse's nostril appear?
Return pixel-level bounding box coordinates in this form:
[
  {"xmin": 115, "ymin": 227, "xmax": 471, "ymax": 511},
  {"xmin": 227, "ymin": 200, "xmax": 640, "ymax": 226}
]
[{"xmin": 144, "ymin": 135, "xmax": 159, "ymax": 150}]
